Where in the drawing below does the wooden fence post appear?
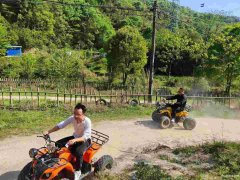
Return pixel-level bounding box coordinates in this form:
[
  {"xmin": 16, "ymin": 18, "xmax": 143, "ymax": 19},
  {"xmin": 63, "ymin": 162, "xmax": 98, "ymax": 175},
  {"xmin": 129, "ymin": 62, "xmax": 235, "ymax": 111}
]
[
  {"xmin": 24, "ymin": 89, "xmax": 27, "ymax": 99},
  {"xmin": 80, "ymin": 89, "xmax": 83, "ymax": 103},
  {"xmin": 37, "ymin": 88, "xmax": 40, "ymax": 108},
  {"xmin": 70, "ymin": 89, "xmax": 72, "ymax": 105},
  {"xmin": 64, "ymin": 89, "xmax": 66, "ymax": 104},
  {"xmin": 155, "ymin": 91, "xmax": 158, "ymax": 103},
  {"xmin": 18, "ymin": 88, "xmax": 21, "ymax": 103},
  {"xmin": 10, "ymin": 86, "xmax": 13, "ymax": 108},
  {"xmin": 86, "ymin": 89, "xmax": 88, "ymax": 105},
  {"xmin": 1, "ymin": 88, "xmax": 4, "ymax": 106},
  {"xmin": 57, "ymin": 89, "xmax": 59, "ymax": 107},
  {"xmin": 75, "ymin": 89, "xmax": 77, "ymax": 105},
  {"xmin": 30, "ymin": 87, "xmax": 33, "ymax": 108}
]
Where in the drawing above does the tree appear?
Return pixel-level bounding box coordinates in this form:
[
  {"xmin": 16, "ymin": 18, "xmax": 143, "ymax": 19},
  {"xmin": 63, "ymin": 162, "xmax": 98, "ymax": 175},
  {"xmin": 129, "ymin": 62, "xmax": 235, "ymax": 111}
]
[
  {"xmin": 16, "ymin": 0, "xmax": 55, "ymax": 49},
  {"xmin": 203, "ymin": 23, "xmax": 240, "ymax": 95},
  {"xmin": 107, "ymin": 26, "xmax": 148, "ymax": 85},
  {"xmin": 0, "ymin": 16, "xmax": 9, "ymax": 56},
  {"xmin": 155, "ymin": 29, "xmax": 207, "ymax": 76}
]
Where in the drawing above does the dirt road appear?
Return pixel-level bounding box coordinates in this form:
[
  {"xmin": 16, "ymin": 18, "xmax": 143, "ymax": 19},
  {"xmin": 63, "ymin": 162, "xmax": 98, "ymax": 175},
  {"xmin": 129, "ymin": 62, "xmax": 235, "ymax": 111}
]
[{"xmin": 0, "ymin": 117, "xmax": 239, "ymax": 180}]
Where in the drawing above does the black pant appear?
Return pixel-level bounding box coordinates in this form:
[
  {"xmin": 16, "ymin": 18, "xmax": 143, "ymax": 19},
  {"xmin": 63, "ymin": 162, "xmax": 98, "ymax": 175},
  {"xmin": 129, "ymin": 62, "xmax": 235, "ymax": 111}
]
[
  {"xmin": 56, "ymin": 136, "xmax": 91, "ymax": 171},
  {"xmin": 170, "ymin": 104, "xmax": 182, "ymax": 118}
]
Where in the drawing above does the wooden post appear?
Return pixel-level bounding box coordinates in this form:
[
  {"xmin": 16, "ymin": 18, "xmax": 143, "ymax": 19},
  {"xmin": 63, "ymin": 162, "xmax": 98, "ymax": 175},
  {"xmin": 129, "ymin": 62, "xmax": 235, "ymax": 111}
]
[
  {"xmin": 110, "ymin": 89, "xmax": 113, "ymax": 104},
  {"xmin": 10, "ymin": 86, "xmax": 13, "ymax": 108},
  {"xmin": 137, "ymin": 92, "xmax": 140, "ymax": 104},
  {"xmin": 90, "ymin": 88, "xmax": 92, "ymax": 103},
  {"xmin": 155, "ymin": 91, "xmax": 158, "ymax": 103},
  {"xmin": 86, "ymin": 89, "xmax": 88, "ymax": 105},
  {"xmin": 18, "ymin": 88, "xmax": 21, "ymax": 103},
  {"xmin": 1, "ymin": 88, "xmax": 4, "ymax": 106},
  {"xmin": 44, "ymin": 90, "xmax": 47, "ymax": 102},
  {"xmin": 37, "ymin": 87, "xmax": 40, "ymax": 108},
  {"xmin": 57, "ymin": 89, "xmax": 59, "ymax": 107},
  {"xmin": 75, "ymin": 89, "xmax": 77, "ymax": 105},
  {"xmin": 70, "ymin": 89, "xmax": 72, "ymax": 105},
  {"xmin": 64, "ymin": 89, "xmax": 66, "ymax": 104},
  {"xmin": 80, "ymin": 89, "xmax": 83, "ymax": 103},
  {"xmin": 94, "ymin": 91, "xmax": 96, "ymax": 104},
  {"xmin": 24, "ymin": 89, "xmax": 27, "ymax": 99},
  {"xmin": 30, "ymin": 87, "xmax": 33, "ymax": 107},
  {"xmin": 125, "ymin": 91, "xmax": 128, "ymax": 104}
]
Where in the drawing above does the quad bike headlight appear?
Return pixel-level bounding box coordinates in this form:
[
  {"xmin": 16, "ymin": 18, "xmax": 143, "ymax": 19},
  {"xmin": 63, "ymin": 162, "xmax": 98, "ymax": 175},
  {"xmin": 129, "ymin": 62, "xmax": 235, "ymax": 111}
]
[
  {"xmin": 41, "ymin": 173, "xmax": 52, "ymax": 179},
  {"xmin": 29, "ymin": 148, "xmax": 38, "ymax": 158}
]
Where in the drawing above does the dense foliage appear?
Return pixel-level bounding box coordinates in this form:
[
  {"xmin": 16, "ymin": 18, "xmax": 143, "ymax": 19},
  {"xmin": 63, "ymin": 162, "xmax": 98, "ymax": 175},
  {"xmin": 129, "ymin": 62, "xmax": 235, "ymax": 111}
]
[{"xmin": 0, "ymin": 0, "xmax": 240, "ymax": 94}]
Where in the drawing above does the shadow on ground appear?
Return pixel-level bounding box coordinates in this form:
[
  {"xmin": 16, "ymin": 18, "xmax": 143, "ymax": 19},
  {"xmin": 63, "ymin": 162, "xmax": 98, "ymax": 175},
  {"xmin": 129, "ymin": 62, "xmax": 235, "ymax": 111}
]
[
  {"xmin": 135, "ymin": 120, "xmax": 187, "ymax": 131},
  {"xmin": 0, "ymin": 171, "xmax": 19, "ymax": 180},
  {"xmin": 134, "ymin": 120, "xmax": 160, "ymax": 129}
]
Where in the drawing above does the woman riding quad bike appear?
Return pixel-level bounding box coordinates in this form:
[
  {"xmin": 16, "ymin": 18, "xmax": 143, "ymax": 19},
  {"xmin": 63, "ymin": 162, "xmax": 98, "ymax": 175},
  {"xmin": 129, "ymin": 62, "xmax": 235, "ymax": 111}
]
[
  {"xmin": 152, "ymin": 100, "xmax": 196, "ymax": 130},
  {"xmin": 18, "ymin": 130, "xmax": 113, "ymax": 180}
]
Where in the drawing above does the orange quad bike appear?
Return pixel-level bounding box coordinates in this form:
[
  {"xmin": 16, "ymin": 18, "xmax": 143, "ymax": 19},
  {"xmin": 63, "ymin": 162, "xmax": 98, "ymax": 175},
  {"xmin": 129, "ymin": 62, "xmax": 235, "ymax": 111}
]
[
  {"xmin": 152, "ymin": 102, "xmax": 196, "ymax": 130},
  {"xmin": 18, "ymin": 129, "xmax": 113, "ymax": 180}
]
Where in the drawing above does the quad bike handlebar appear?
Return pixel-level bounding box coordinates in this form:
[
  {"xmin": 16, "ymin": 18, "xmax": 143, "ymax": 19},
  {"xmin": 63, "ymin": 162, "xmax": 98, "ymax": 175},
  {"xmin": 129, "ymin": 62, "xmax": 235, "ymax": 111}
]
[{"xmin": 37, "ymin": 134, "xmax": 62, "ymax": 153}]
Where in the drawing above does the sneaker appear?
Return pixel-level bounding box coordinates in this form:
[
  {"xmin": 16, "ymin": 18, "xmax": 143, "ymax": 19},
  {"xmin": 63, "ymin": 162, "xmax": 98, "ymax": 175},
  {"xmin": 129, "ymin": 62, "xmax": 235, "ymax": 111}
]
[
  {"xmin": 171, "ymin": 118, "xmax": 175, "ymax": 123},
  {"xmin": 74, "ymin": 170, "xmax": 81, "ymax": 180}
]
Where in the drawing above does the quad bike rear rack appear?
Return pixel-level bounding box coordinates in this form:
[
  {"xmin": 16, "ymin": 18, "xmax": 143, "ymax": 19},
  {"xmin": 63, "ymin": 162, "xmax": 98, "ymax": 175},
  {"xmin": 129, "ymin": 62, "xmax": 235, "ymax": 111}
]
[
  {"xmin": 83, "ymin": 129, "xmax": 110, "ymax": 163},
  {"xmin": 90, "ymin": 129, "xmax": 109, "ymax": 149}
]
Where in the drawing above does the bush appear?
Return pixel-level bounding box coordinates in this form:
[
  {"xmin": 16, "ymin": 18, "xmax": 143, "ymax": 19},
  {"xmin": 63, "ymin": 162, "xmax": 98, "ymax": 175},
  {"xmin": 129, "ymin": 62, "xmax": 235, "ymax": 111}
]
[{"xmin": 134, "ymin": 162, "xmax": 173, "ymax": 180}]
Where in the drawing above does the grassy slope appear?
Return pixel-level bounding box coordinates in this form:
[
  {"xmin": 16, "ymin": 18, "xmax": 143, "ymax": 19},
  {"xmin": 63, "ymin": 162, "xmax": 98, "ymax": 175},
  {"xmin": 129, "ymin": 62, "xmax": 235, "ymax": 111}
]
[{"xmin": 99, "ymin": 141, "xmax": 240, "ymax": 180}]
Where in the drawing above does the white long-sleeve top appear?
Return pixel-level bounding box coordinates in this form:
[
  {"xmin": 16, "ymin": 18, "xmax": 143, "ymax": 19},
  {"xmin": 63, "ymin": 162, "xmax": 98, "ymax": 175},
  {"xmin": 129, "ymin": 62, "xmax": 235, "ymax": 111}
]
[{"xmin": 57, "ymin": 115, "xmax": 91, "ymax": 141}]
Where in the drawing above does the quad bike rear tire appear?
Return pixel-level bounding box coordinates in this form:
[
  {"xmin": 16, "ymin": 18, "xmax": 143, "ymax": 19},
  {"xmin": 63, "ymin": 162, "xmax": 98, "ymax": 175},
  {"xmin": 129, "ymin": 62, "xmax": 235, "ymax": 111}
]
[
  {"xmin": 152, "ymin": 110, "xmax": 162, "ymax": 122},
  {"xmin": 18, "ymin": 162, "xmax": 32, "ymax": 180},
  {"xmin": 159, "ymin": 116, "xmax": 171, "ymax": 129},
  {"xmin": 183, "ymin": 117, "xmax": 196, "ymax": 130},
  {"xmin": 94, "ymin": 155, "xmax": 113, "ymax": 173}
]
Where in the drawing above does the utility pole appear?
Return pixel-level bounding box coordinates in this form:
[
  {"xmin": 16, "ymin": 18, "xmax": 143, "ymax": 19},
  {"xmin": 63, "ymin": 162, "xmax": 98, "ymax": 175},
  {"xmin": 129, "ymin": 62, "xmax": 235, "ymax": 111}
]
[{"xmin": 148, "ymin": 0, "xmax": 157, "ymax": 103}]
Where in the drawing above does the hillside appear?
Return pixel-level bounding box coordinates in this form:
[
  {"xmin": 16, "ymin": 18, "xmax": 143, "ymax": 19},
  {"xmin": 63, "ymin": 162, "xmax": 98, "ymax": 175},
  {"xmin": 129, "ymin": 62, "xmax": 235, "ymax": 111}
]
[{"xmin": 1, "ymin": 0, "xmax": 240, "ymax": 94}]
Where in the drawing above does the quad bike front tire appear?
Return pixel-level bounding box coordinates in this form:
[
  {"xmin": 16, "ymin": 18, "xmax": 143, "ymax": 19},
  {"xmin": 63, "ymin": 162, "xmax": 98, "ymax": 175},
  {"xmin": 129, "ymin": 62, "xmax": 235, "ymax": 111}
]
[
  {"xmin": 18, "ymin": 162, "xmax": 32, "ymax": 180},
  {"xmin": 94, "ymin": 155, "xmax": 113, "ymax": 173},
  {"xmin": 152, "ymin": 110, "xmax": 162, "ymax": 122},
  {"xmin": 183, "ymin": 117, "xmax": 196, "ymax": 130},
  {"xmin": 159, "ymin": 116, "xmax": 171, "ymax": 129}
]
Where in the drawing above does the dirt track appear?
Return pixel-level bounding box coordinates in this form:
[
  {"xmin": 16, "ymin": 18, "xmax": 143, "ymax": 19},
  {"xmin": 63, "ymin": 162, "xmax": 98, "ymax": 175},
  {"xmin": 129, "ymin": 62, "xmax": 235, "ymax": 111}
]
[{"xmin": 0, "ymin": 117, "xmax": 240, "ymax": 180}]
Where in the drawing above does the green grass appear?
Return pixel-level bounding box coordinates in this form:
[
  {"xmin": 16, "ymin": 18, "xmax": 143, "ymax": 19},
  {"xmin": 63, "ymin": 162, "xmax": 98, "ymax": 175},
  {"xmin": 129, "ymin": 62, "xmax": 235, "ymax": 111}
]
[
  {"xmin": 0, "ymin": 104, "xmax": 153, "ymax": 139},
  {"xmin": 129, "ymin": 141, "xmax": 240, "ymax": 180},
  {"xmin": 173, "ymin": 141, "xmax": 240, "ymax": 176},
  {"xmin": 134, "ymin": 162, "xmax": 174, "ymax": 180}
]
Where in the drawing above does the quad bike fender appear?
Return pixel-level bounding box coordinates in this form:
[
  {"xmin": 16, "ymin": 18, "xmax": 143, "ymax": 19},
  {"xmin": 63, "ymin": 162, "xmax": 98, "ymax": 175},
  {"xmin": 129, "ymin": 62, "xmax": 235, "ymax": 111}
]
[
  {"xmin": 176, "ymin": 111, "xmax": 188, "ymax": 117},
  {"xmin": 40, "ymin": 160, "xmax": 74, "ymax": 180},
  {"xmin": 83, "ymin": 142, "xmax": 101, "ymax": 163},
  {"xmin": 159, "ymin": 109, "xmax": 171, "ymax": 118}
]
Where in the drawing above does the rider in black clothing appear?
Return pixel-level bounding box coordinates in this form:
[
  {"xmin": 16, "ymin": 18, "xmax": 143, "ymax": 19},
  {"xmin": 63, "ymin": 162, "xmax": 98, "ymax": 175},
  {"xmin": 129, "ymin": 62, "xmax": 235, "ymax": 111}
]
[{"xmin": 166, "ymin": 88, "xmax": 187, "ymax": 121}]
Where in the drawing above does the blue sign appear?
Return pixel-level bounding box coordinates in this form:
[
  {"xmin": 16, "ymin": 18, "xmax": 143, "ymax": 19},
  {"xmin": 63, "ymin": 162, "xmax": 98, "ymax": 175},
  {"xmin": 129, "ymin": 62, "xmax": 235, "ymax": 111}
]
[{"xmin": 6, "ymin": 46, "xmax": 22, "ymax": 56}]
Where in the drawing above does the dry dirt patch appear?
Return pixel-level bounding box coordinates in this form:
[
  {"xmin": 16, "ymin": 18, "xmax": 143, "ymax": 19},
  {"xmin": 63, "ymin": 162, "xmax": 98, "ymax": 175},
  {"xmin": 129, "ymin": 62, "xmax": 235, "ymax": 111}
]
[{"xmin": 0, "ymin": 117, "xmax": 240, "ymax": 179}]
